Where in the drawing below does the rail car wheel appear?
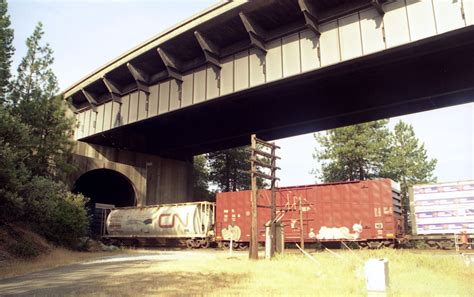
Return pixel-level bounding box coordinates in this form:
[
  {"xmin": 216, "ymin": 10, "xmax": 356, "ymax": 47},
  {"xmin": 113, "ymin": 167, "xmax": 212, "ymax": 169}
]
[
  {"xmin": 186, "ymin": 239, "xmax": 194, "ymax": 248},
  {"xmin": 199, "ymin": 239, "xmax": 210, "ymax": 249},
  {"xmin": 367, "ymin": 241, "xmax": 383, "ymax": 249},
  {"xmin": 426, "ymin": 240, "xmax": 438, "ymax": 249},
  {"xmin": 222, "ymin": 241, "xmax": 230, "ymax": 249},
  {"xmin": 383, "ymin": 241, "xmax": 396, "ymax": 248},
  {"xmin": 238, "ymin": 242, "xmax": 248, "ymax": 250},
  {"xmin": 437, "ymin": 240, "xmax": 454, "ymax": 250}
]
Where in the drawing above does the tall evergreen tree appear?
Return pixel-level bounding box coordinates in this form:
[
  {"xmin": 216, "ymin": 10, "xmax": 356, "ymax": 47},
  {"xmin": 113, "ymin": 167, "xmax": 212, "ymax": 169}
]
[
  {"xmin": 9, "ymin": 22, "xmax": 74, "ymax": 180},
  {"xmin": 208, "ymin": 146, "xmax": 267, "ymax": 192},
  {"xmin": 10, "ymin": 22, "xmax": 58, "ymax": 104},
  {"xmin": 193, "ymin": 154, "xmax": 212, "ymax": 200},
  {"xmin": 0, "ymin": 15, "xmax": 88, "ymax": 247},
  {"xmin": 0, "ymin": 107, "xmax": 31, "ymax": 222},
  {"xmin": 313, "ymin": 120, "xmax": 391, "ymax": 182},
  {"xmin": 381, "ymin": 120, "xmax": 437, "ymax": 231},
  {"xmin": 0, "ymin": 0, "xmax": 14, "ymax": 102},
  {"xmin": 208, "ymin": 147, "xmax": 252, "ymax": 192}
]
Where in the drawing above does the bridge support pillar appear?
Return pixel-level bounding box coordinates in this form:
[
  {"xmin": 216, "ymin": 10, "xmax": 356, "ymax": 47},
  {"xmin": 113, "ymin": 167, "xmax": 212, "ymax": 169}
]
[{"xmin": 70, "ymin": 141, "xmax": 193, "ymax": 206}]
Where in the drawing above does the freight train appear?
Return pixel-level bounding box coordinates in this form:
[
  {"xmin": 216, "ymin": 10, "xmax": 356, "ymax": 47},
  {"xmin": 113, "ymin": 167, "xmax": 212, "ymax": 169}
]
[{"xmin": 100, "ymin": 179, "xmax": 474, "ymax": 249}]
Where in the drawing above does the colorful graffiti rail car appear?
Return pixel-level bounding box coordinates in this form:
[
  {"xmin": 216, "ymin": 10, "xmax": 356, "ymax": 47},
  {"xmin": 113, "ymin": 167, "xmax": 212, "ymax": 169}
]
[
  {"xmin": 215, "ymin": 179, "xmax": 404, "ymax": 248},
  {"xmin": 409, "ymin": 180, "xmax": 474, "ymax": 249}
]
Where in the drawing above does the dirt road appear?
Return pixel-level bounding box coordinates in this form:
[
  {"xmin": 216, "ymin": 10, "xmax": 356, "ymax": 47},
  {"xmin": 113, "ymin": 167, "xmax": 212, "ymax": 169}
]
[{"xmin": 0, "ymin": 250, "xmax": 242, "ymax": 296}]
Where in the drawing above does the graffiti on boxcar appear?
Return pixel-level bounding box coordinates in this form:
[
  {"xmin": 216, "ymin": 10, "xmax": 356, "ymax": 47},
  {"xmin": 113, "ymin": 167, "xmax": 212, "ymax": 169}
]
[{"xmin": 316, "ymin": 223, "xmax": 363, "ymax": 240}]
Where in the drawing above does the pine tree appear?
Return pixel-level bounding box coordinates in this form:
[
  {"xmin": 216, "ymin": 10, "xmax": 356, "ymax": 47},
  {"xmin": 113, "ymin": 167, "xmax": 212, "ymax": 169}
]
[
  {"xmin": 381, "ymin": 120, "xmax": 437, "ymax": 231},
  {"xmin": 0, "ymin": 0, "xmax": 14, "ymax": 102},
  {"xmin": 208, "ymin": 147, "xmax": 253, "ymax": 192},
  {"xmin": 9, "ymin": 22, "xmax": 75, "ymax": 180},
  {"xmin": 0, "ymin": 107, "xmax": 31, "ymax": 222},
  {"xmin": 193, "ymin": 154, "xmax": 211, "ymax": 201},
  {"xmin": 10, "ymin": 22, "xmax": 58, "ymax": 104},
  {"xmin": 208, "ymin": 146, "xmax": 268, "ymax": 192},
  {"xmin": 0, "ymin": 17, "xmax": 88, "ymax": 245},
  {"xmin": 313, "ymin": 120, "xmax": 391, "ymax": 182}
]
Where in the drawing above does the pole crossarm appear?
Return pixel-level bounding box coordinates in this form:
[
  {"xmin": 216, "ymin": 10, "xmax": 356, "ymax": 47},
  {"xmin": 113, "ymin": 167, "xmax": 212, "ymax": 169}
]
[
  {"xmin": 255, "ymin": 138, "xmax": 281, "ymax": 149},
  {"xmin": 252, "ymin": 149, "xmax": 281, "ymax": 160},
  {"xmin": 250, "ymin": 171, "xmax": 280, "ymax": 181},
  {"xmin": 251, "ymin": 158, "xmax": 281, "ymax": 170}
]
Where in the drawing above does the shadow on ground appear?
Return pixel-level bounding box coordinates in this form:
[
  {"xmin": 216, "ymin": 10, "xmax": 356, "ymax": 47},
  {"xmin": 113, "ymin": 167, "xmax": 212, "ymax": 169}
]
[{"xmin": 0, "ymin": 259, "xmax": 247, "ymax": 296}]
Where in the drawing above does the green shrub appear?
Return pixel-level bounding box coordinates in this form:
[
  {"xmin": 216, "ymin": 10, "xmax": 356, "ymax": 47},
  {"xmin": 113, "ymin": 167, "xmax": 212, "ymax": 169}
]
[
  {"xmin": 8, "ymin": 240, "xmax": 39, "ymax": 259},
  {"xmin": 20, "ymin": 176, "xmax": 90, "ymax": 248}
]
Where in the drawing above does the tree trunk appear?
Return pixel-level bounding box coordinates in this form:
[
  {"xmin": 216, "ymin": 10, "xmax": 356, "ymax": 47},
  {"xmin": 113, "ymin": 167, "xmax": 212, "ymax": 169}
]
[
  {"xmin": 225, "ymin": 154, "xmax": 230, "ymax": 192},
  {"xmin": 359, "ymin": 165, "xmax": 364, "ymax": 180}
]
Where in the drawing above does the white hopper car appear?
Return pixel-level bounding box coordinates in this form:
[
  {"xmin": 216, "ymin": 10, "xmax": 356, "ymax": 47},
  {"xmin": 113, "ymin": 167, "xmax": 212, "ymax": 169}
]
[{"xmin": 104, "ymin": 201, "xmax": 215, "ymax": 248}]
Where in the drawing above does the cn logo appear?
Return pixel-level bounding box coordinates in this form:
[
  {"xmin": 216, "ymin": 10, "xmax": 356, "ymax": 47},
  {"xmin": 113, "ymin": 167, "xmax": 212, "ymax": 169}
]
[{"xmin": 158, "ymin": 213, "xmax": 189, "ymax": 228}]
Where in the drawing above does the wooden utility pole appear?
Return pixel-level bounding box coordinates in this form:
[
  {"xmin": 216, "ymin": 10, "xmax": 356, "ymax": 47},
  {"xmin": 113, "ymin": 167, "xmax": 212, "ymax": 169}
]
[
  {"xmin": 270, "ymin": 144, "xmax": 277, "ymax": 256},
  {"xmin": 249, "ymin": 134, "xmax": 280, "ymax": 260},
  {"xmin": 250, "ymin": 135, "xmax": 259, "ymax": 260},
  {"xmin": 299, "ymin": 196, "xmax": 305, "ymax": 250}
]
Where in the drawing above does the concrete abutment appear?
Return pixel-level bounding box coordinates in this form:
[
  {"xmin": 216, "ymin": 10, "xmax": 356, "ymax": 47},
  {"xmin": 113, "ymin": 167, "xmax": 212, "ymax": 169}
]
[{"xmin": 70, "ymin": 141, "xmax": 193, "ymax": 206}]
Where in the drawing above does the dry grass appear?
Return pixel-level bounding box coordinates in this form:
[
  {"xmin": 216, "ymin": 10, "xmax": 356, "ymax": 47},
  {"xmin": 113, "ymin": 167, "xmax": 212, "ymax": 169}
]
[
  {"xmin": 0, "ymin": 248, "xmax": 121, "ymax": 280},
  {"xmin": 65, "ymin": 249, "xmax": 474, "ymax": 297}
]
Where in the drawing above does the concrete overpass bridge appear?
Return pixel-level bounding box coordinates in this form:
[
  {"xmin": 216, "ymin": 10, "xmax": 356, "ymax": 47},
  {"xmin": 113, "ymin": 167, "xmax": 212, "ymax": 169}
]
[{"xmin": 65, "ymin": 0, "xmax": 474, "ymax": 207}]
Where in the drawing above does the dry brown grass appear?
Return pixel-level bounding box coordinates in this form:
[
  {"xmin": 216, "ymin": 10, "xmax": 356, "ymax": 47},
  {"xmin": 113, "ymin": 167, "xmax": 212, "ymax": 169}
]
[
  {"xmin": 64, "ymin": 249, "xmax": 474, "ymax": 297},
  {"xmin": 0, "ymin": 247, "xmax": 121, "ymax": 279},
  {"xmin": 1, "ymin": 249, "xmax": 472, "ymax": 296}
]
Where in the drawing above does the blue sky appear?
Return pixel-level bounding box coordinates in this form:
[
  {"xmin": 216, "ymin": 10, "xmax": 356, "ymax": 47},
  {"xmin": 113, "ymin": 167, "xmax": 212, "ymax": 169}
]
[{"xmin": 8, "ymin": 0, "xmax": 473, "ymax": 186}]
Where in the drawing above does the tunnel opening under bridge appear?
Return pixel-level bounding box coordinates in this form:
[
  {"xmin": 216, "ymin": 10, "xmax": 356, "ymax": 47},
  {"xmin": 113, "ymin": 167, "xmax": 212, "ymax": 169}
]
[
  {"xmin": 73, "ymin": 168, "xmax": 137, "ymax": 236},
  {"xmin": 73, "ymin": 168, "xmax": 136, "ymax": 208}
]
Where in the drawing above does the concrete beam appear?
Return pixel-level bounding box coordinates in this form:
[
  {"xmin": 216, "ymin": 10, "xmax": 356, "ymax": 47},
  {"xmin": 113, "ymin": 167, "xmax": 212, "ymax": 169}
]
[
  {"xmin": 81, "ymin": 89, "xmax": 98, "ymax": 112},
  {"xmin": 239, "ymin": 12, "xmax": 266, "ymax": 53},
  {"xmin": 371, "ymin": 0, "xmax": 385, "ymax": 16},
  {"xmin": 102, "ymin": 76, "xmax": 122, "ymax": 103},
  {"xmin": 298, "ymin": 0, "xmax": 320, "ymax": 35},
  {"xmin": 157, "ymin": 47, "xmax": 183, "ymax": 82},
  {"xmin": 194, "ymin": 31, "xmax": 221, "ymax": 69},
  {"xmin": 66, "ymin": 97, "xmax": 79, "ymax": 114},
  {"xmin": 126, "ymin": 63, "xmax": 150, "ymax": 94}
]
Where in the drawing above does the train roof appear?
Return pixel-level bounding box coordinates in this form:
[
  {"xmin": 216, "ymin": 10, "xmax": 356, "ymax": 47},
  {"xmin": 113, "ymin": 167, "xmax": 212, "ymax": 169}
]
[{"xmin": 276, "ymin": 178, "xmax": 396, "ymax": 191}]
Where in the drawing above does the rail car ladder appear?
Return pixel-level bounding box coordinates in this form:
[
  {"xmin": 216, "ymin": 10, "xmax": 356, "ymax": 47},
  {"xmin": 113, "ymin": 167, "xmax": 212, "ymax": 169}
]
[{"xmin": 92, "ymin": 203, "xmax": 114, "ymax": 237}]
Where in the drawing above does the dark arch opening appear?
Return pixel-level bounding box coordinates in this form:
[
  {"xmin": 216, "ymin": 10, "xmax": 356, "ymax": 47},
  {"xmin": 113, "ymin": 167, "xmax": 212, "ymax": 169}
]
[{"xmin": 73, "ymin": 169, "xmax": 136, "ymax": 207}]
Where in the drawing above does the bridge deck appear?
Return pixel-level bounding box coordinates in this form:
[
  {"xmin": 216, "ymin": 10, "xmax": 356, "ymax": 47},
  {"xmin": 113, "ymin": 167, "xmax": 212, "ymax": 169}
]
[{"xmin": 66, "ymin": 0, "xmax": 474, "ymax": 156}]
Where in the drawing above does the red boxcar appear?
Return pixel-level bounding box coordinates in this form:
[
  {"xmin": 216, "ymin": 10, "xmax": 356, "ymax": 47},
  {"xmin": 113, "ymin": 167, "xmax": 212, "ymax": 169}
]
[{"xmin": 215, "ymin": 179, "xmax": 404, "ymax": 247}]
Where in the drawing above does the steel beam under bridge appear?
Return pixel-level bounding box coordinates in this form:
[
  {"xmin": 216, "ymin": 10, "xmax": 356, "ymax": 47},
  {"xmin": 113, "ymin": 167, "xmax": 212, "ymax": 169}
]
[{"xmin": 81, "ymin": 26, "xmax": 474, "ymax": 157}]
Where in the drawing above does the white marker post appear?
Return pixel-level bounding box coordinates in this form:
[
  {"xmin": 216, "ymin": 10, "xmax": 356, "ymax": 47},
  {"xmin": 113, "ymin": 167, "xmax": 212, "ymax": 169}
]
[
  {"xmin": 365, "ymin": 258, "xmax": 389, "ymax": 297},
  {"xmin": 265, "ymin": 223, "xmax": 271, "ymax": 259}
]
